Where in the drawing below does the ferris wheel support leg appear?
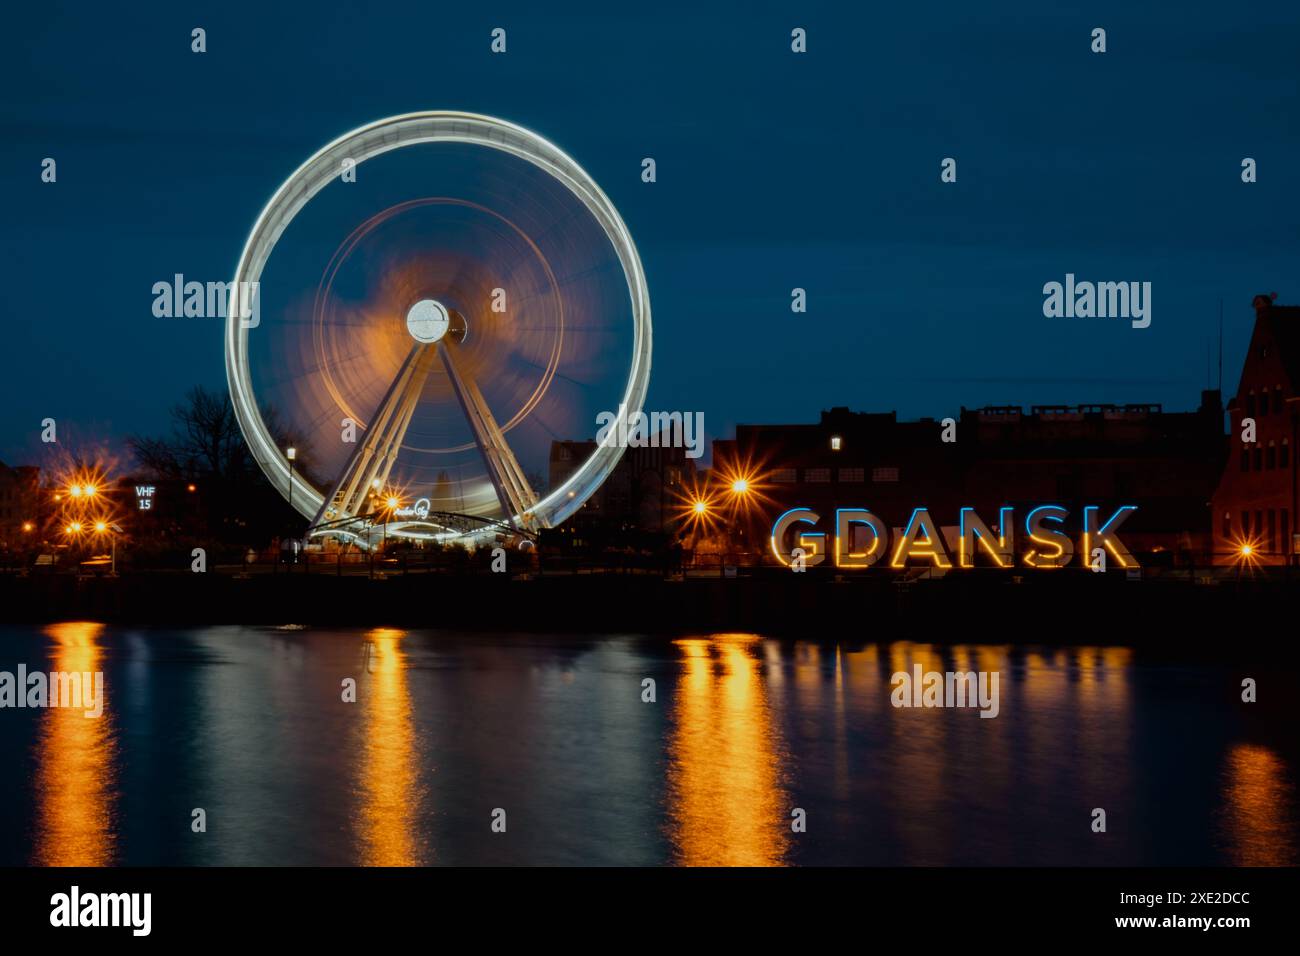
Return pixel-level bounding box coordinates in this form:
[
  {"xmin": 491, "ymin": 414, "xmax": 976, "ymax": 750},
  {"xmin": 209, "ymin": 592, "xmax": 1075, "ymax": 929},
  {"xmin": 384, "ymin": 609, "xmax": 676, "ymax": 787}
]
[
  {"xmin": 309, "ymin": 343, "xmax": 437, "ymax": 530},
  {"xmin": 438, "ymin": 341, "xmax": 540, "ymax": 531}
]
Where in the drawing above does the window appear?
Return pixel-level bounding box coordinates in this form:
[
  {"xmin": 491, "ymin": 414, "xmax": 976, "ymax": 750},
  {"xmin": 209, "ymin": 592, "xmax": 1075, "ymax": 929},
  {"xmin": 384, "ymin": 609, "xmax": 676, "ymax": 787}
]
[
  {"xmin": 770, "ymin": 468, "xmax": 796, "ymax": 484},
  {"xmin": 1223, "ymin": 512, "xmax": 1232, "ymax": 539},
  {"xmin": 1260, "ymin": 391, "xmax": 1270, "ymax": 416},
  {"xmin": 1268, "ymin": 510, "xmax": 1276, "ymax": 552},
  {"xmin": 1256, "ymin": 511, "xmax": 1264, "ymax": 543},
  {"xmin": 872, "ymin": 467, "xmax": 900, "ymax": 483},
  {"xmin": 1241, "ymin": 450, "xmax": 1250, "ymax": 472},
  {"xmin": 1268, "ymin": 445, "xmax": 1277, "ymax": 469},
  {"xmin": 1283, "ymin": 442, "xmax": 1291, "ymax": 469},
  {"xmin": 1254, "ymin": 448, "xmax": 1263, "ymax": 470},
  {"xmin": 1284, "ymin": 511, "xmax": 1291, "ymax": 554},
  {"xmin": 830, "ymin": 435, "xmax": 842, "ymax": 451},
  {"xmin": 805, "ymin": 468, "xmax": 831, "ymax": 483},
  {"xmin": 838, "ymin": 467, "xmax": 865, "ymax": 483},
  {"xmin": 1247, "ymin": 393, "xmax": 1256, "ymax": 416},
  {"xmin": 1242, "ymin": 511, "xmax": 1251, "ymax": 535}
]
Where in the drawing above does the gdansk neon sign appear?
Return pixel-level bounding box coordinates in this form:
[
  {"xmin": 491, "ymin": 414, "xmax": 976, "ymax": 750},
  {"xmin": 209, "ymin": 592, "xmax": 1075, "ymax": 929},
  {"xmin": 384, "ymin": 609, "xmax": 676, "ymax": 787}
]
[{"xmin": 770, "ymin": 505, "xmax": 1138, "ymax": 569}]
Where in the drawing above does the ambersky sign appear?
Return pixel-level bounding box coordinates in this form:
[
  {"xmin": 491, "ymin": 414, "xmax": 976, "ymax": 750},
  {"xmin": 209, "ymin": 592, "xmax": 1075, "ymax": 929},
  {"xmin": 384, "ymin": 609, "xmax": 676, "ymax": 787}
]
[{"xmin": 769, "ymin": 505, "xmax": 1139, "ymax": 570}]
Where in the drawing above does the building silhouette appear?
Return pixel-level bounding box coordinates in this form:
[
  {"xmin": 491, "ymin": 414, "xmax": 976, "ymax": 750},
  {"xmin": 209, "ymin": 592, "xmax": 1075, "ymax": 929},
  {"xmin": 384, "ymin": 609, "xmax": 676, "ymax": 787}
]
[
  {"xmin": 0, "ymin": 461, "xmax": 39, "ymax": 550},
  {"xmin": 1211, "ymin": 293, "xmax": 1300, "ymax": 564},
  {"xmin": 548, "ymin": 435, "xmax": 697, "ymax": 549},
  {"xmin": 712, "ymin": 393, "xmax": 1226, "ymax": 565}
]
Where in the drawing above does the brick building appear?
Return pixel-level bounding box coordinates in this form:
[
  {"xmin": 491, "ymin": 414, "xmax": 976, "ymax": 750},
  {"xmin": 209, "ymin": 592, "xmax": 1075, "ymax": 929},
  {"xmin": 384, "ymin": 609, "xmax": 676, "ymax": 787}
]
[
  {"xmin": 548, "ymin": 436, "xmax": 697, "ymax": 535},
  {"xmin": 0, "ymin": 461, "xmax": 40, "ymax": 550},
  {"xmin": 713, "ymin": 391, "xmax": 1226, "ymax": 565},
  {"xmin": 1211, "ymin": 294, "xmax": 1300, "ymax": 564}
]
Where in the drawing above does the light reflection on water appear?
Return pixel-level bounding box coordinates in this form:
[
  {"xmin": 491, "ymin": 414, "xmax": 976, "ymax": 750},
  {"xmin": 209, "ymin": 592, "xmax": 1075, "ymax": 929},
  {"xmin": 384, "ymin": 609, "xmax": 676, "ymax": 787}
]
[
  {"xmin": 31, "ymin": 622, "xmax": 117, "ymax": 866},
  {"xmin": 667, "ymin": 635, "xmax": 789, "ymax": 865},
  {"xmin": 9, "ymin": 627, "xmax": 1296, "ymax": 866},
  {"xmin": 355, "ymin": 628, "xmax": 424, "ymax": 866},
  {"xmin": 1221, "ymin": 743, "xmax": 1296, "ymax": 866}
]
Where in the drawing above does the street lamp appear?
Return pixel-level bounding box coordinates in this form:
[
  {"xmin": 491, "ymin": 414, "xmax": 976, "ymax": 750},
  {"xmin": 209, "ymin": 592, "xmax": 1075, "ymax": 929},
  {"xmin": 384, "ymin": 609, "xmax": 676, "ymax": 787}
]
[
  {"xmin": 382, "ymin": 495, "xmax": 400, "ymax": 552},
  {"xmin": 285, "ymin": 447, "xmax": 298, "ymax": 565},
  {"xmin": 286, "ymin": 445, "xmax": 297, "ymax": 518},
  {"xmin": 92, "ymin": 521, "xmax": 123, "ymax": 574},
  {"xmin": 719, "ymin": 467, "xmax": 768, "ymax": 566}
]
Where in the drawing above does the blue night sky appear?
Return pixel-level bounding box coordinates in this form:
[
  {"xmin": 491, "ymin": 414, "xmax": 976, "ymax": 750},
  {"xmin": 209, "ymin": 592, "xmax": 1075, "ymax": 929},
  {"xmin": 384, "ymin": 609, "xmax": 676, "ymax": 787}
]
[{"xmin": 2, "ymin": 1, "xmax": 1298, "ymax": 466}]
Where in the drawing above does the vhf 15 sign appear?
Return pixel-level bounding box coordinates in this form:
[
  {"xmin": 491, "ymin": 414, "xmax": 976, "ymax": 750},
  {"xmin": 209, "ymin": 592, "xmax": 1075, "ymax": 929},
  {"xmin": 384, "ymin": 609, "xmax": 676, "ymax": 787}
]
[{"xmin": 769, "ymin": 505, "xmax": 1138, "ymax": 570}]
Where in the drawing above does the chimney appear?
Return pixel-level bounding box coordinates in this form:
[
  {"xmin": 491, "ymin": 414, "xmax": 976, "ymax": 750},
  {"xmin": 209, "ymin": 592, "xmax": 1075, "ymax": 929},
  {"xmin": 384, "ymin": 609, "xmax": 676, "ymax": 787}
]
[{"xmin": 1253, "ymin": 292, "xmax": 1279, "ymax": 316}]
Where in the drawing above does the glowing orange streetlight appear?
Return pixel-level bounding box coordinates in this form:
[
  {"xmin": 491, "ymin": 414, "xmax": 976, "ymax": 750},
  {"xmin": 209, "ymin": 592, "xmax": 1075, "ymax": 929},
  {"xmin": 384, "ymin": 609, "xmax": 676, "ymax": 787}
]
[
  {"xmin": 91, "ymin": 520, "xmax": 122, "ymax": 574},
  {"xmin": 376, "ymin": 495, "xmax": 404, "ymax": 553},
  {"xmin": 66, "ymin": 521, "xmax": 82, "ymax": 534},
  {"xmin": 1231, "ymin": 536, "xmax": 1263, "ymax": 579},
  {"xmin": 714, "ymin": 458, "xmax": 768, "ymax": 514}
]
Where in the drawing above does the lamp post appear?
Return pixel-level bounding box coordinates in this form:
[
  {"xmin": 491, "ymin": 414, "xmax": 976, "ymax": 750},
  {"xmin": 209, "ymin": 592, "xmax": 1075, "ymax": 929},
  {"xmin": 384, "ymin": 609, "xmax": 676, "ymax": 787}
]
[
  {"xmin": 286, "ymin": 446, "xmax": 297, "ymax": 510},
  {"xmin": 286, "ymin": 447, "xmax": 297, "ymax": 566},
  {"xmin": 727, "ymin": 477, "xmax": 753, "ymax": 566},
  {"xmin": 384, "ymin": 496, "xmax": 400, "ymax": 554},
  {"xmin": 93, "ymin": 521, "xmax": 122, "ymax": 574}
]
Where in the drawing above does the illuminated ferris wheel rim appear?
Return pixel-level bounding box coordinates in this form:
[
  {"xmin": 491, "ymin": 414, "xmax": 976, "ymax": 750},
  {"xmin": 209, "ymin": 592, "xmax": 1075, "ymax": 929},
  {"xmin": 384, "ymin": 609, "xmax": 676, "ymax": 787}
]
[{"xmin": 223, "ymin": 110, "xmax": 653, "ymax": 535}]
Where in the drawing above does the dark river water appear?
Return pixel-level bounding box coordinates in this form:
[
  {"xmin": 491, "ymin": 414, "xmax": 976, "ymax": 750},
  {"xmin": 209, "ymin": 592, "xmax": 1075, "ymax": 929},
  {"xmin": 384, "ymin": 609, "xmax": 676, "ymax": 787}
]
[{"xmin": 0, "ymin": 623, "xmax": 1295, "ymax": 866}]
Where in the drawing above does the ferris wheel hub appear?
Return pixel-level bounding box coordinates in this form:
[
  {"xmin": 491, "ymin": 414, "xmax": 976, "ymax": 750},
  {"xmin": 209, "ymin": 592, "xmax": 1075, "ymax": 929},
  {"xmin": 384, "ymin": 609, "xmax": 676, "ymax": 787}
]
[{"xmin": 406, "ymin": 298, "xmax": 452, "ymax": 343}]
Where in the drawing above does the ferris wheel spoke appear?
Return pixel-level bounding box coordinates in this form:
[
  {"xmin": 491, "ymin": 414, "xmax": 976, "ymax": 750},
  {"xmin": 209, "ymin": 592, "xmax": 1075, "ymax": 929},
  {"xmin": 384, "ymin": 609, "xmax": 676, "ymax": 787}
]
[
  {"xmin": 438, "ymin": 339, "xmax": 540, "ymax": 530},
  {"xmin": 309, "ymin": 342, "xmax": 437, "ymax": 528}
]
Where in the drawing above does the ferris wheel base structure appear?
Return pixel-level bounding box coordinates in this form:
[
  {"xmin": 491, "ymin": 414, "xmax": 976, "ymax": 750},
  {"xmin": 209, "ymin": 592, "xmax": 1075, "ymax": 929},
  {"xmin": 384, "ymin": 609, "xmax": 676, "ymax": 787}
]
[
  {"xmin": 307, "ymin": 508, "xmax": 537, "ymax": 551},
  {"xmin": 309, "ymin": 302, "xmax": 540, "ymax": 549},
  {"xmin": 224, "ymin": 112, "xmax": 652, "ymax": 552}
]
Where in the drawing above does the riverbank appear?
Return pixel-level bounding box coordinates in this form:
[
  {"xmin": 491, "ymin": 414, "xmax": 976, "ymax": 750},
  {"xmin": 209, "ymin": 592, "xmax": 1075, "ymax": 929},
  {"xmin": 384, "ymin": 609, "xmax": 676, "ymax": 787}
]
[{"xmin": 0, "ymin": 569, "xmax": 1287, "ymax": 646}]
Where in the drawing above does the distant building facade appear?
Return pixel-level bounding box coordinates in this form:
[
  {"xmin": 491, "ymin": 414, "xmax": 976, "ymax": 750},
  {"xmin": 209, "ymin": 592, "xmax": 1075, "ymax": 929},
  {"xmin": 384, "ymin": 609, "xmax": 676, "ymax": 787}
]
[
  {"xmin": 714, "ymin": 392, "xmax": 1226, "ymax": 565},
  {"xmin": 1211, "ymin": 294, "xmax": 1300, "ymax": 564},
  {"xmin": 548, "ymin": 436, "xmax": 697, "ymax": 538},
  {"xmin": 0, "ymin": 462, "xmax": 39, "ymax": 549}
]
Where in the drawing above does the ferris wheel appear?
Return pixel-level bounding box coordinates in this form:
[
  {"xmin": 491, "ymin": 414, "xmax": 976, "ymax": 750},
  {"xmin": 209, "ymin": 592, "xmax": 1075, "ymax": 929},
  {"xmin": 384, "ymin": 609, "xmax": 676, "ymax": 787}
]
[{"xmin": 223, "ymin": 112, "xmax": 652, "ymax": 547}]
